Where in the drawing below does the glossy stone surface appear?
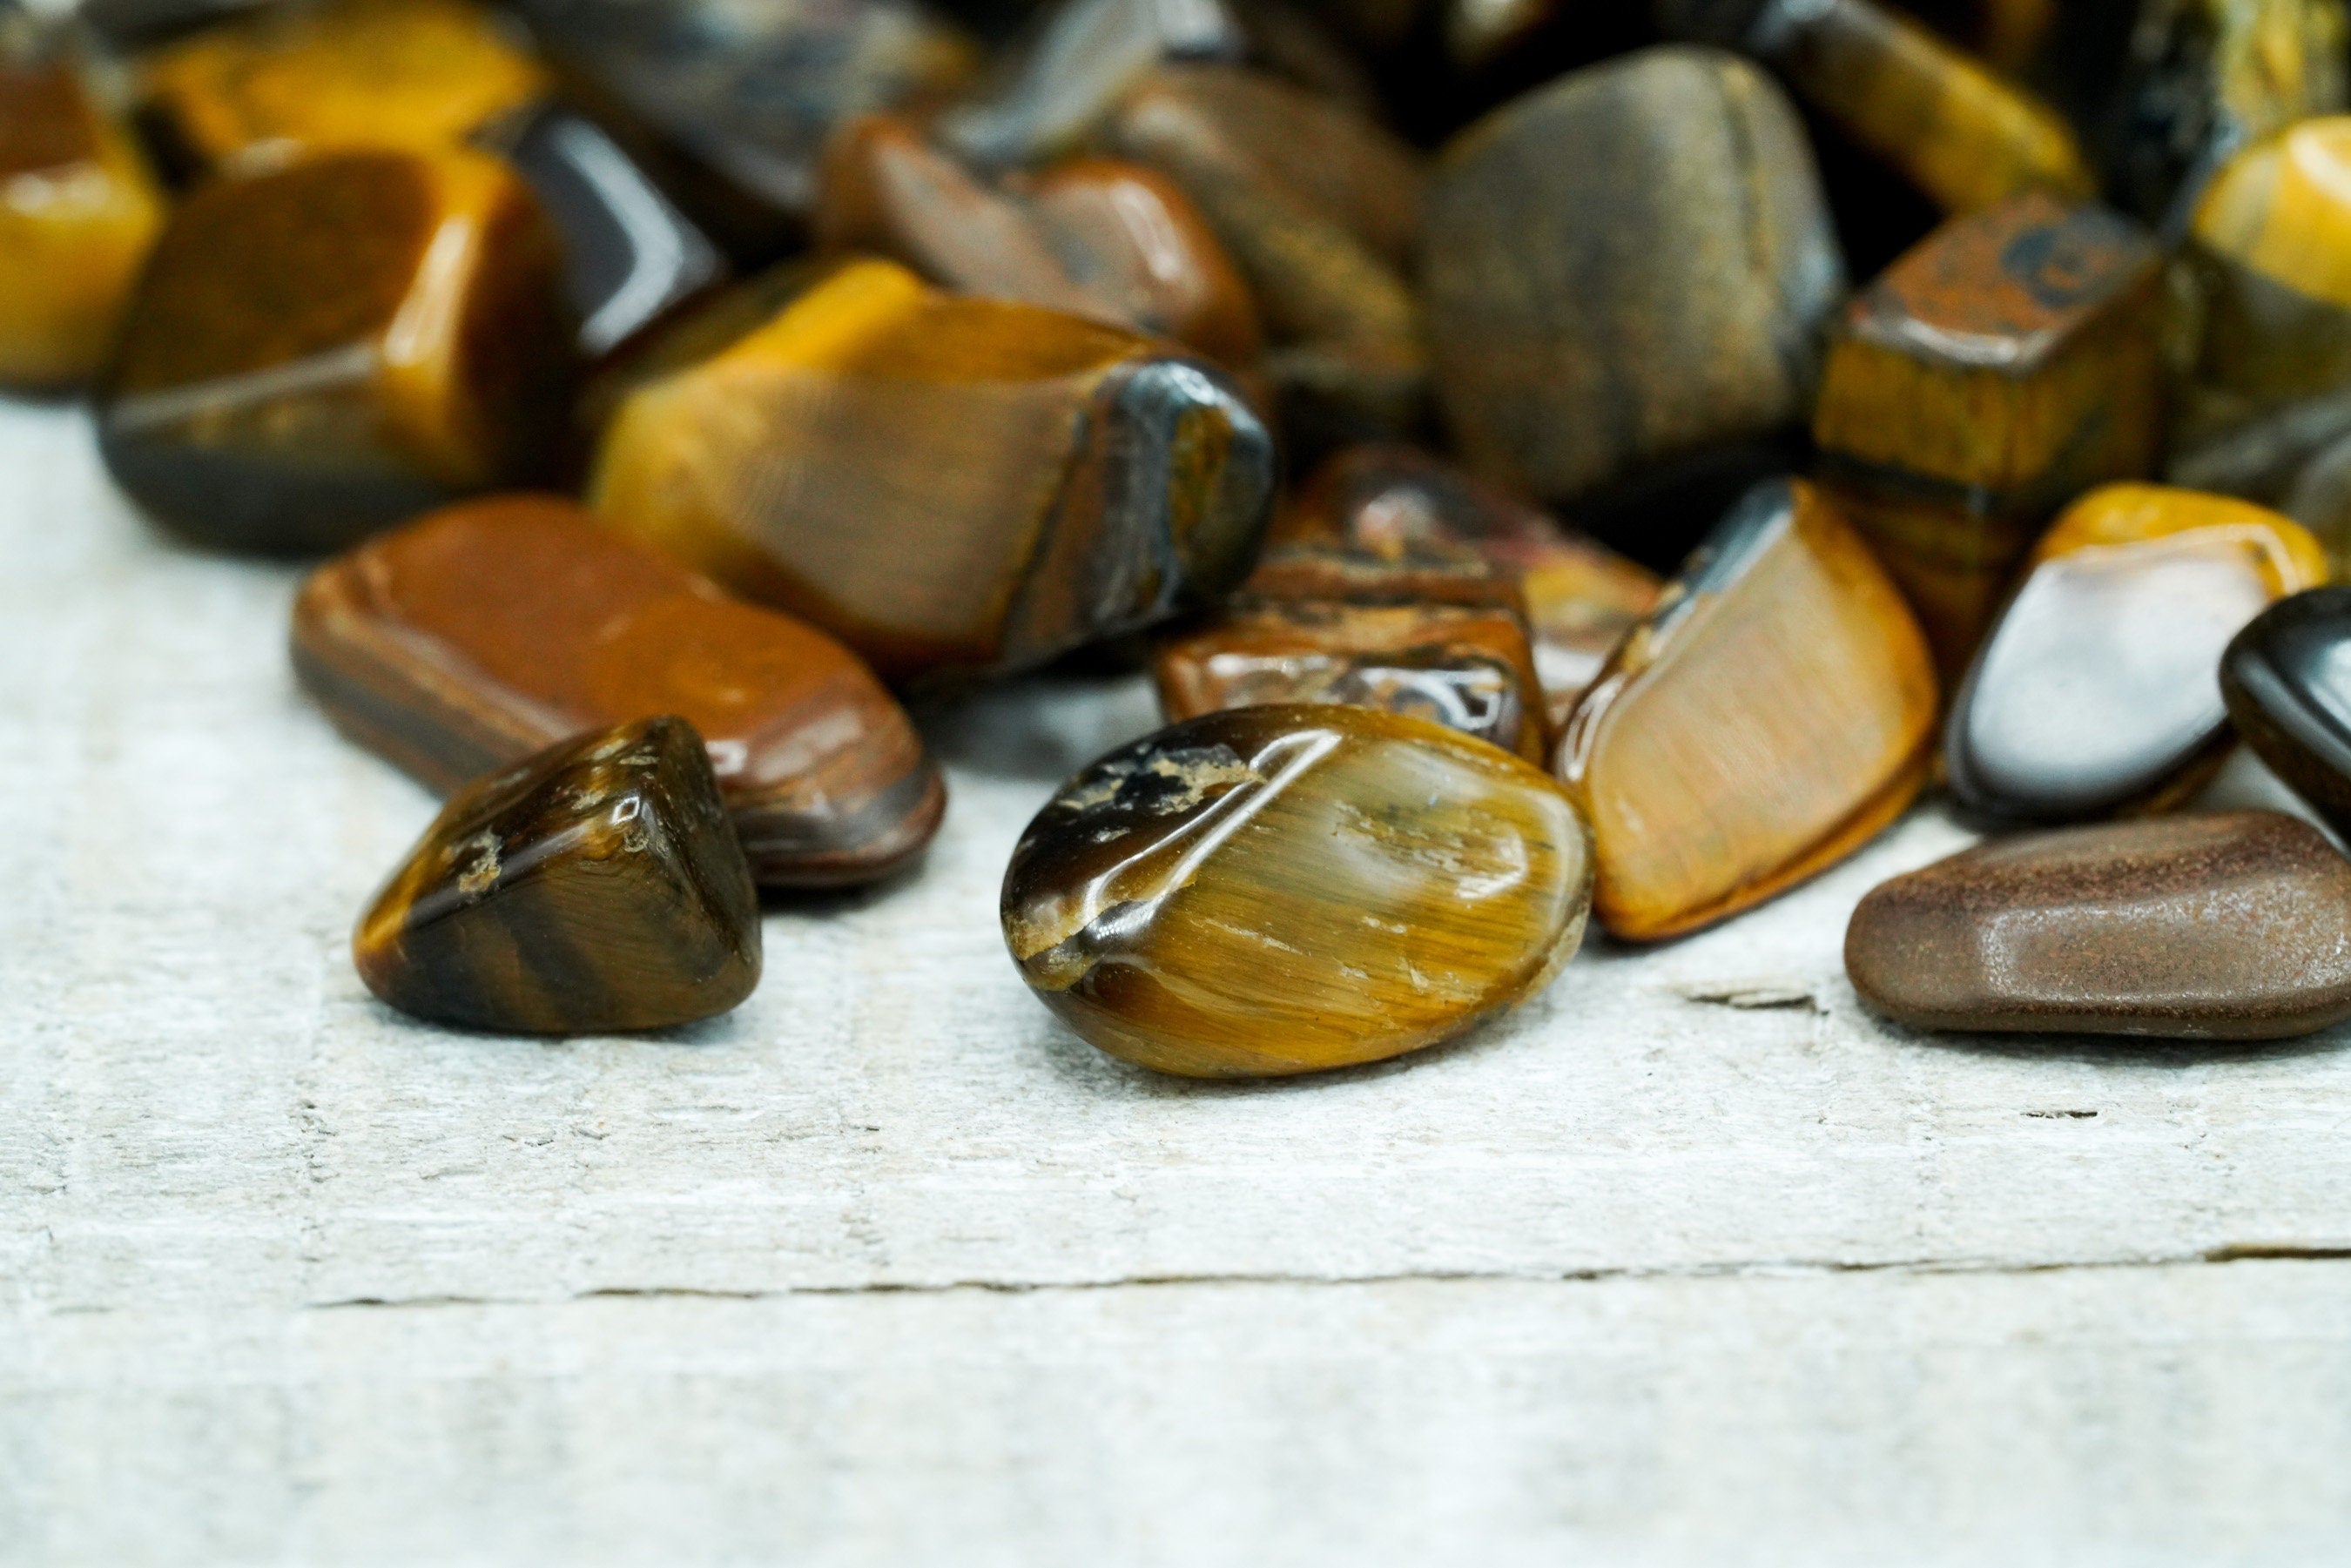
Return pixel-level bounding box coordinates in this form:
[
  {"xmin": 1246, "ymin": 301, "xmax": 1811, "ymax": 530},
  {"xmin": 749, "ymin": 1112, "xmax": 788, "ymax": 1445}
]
[
  {"xmin": 1559, "ymin": 478, "xmax": 1937, "ymax": 942},
  {"xmin": 2221, "ymin": 586, "xmax": 2351, "ymax": 837},
  {"xmin": 1846, "ymin": 811, "xmax": 2351, "ymax": 1040},
  {"xmin": 1813, "ymin": 192, "xmax": 2165, "ymax": 677},
  {"xmin": 1153, "ymin": 541, "xmax": 1547, "ymax": 762},
  {"xmin": 293, "ymin": 494, "xmax": 943, "ymax": 887},
  {"xmin": 815, "ymin": 115, "xmax": 1259, "ymax": 362},
  {"xmin": 1421, "ymin": 46, "xmax": 1845, "ymax": 512},
  {"xmin": 355, "ymin": 716, "xmax": 763, "ymax": 1034},
  {"xmin": 1283, "ymin": 444, "xmax": 1661, "ymax": 725},
  {"xmin": 519, "ymin": 0, "xmax": 978, "ymax": 259},
  {"xmin": 1657, "ymin": 0, "xmax": 2095, "ymax": 214},
  {"xmin": 1103, "ymin": 63, "xmax": 1427, "ymax": 437},
  {"xmin": 137, "ymin": 0, "xmax": 548, "ymax": 173},
  {"xmin": 1948, "ymin": 484, "xmax": 2326, "ymax": 824},
  {"xmin": 0, "ymin": 55, "xmax": 165, "ymax": 389},
  {"xmin": 1000, "ymin": 703, "xmax": 1593, "ymax": 1078},
  {"xmin": 97, "ymin": 148, "xmax": 574, "ymax": 555},
  {"xmin": 590, "ymin": 258, "xmax": 1275, "ymax": 684}
]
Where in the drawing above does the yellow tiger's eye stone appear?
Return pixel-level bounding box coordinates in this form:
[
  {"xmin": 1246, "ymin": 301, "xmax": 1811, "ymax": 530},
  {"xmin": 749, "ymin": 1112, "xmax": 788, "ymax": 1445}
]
[
  {"xmin": 1559, "ymin": 478, "xmax": 1938, "ymax": 941},
  {"xmin": 1001, "ymin": 703, "xmax": 1593, "ymax": 1079},
  {"xmin": 590, "ymin": 257, "xmax": 1275, "ymax": 684},
  {"xmin": 138, "ymin": 0, "xmax": 548, "ymax": 172},
  {"xmin": 0, "ymin": 55, "xmax": 165, "ymax": 389},
  {"xmin": 1813, "ymin": 192, "xmax": 2166, "ymax": 678}
]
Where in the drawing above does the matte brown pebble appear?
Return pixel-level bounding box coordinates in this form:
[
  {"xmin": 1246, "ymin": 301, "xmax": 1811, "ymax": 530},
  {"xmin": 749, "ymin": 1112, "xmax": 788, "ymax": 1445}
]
[{"xmin": 1846, "ymin": 811, "xmax": 2351, "ymax": 1040}]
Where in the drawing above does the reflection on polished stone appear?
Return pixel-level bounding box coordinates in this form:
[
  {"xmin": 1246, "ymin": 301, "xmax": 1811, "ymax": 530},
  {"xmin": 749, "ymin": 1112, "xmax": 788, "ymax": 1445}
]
[{"xmin": 2222, "ymin": 585, "xmax": 2351, "ymax": 838}]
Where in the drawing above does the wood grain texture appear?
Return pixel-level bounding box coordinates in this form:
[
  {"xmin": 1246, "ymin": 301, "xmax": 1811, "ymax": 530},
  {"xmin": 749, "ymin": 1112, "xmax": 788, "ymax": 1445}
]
[{"xmin": 4, "ymin": 400, "xmax": 2351, "ymax": 1559}]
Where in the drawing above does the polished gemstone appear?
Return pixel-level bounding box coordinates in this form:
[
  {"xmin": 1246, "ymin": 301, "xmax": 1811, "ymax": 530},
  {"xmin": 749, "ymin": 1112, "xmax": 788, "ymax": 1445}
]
[
  {"xmin": 1559, "ymin": 478, "xmax": 1937, "ymax": 942},
  {"xmin": 590, "ymin": 258, "xmax": 1275, "ymax": 684},
  {"xmin": 0, "ymin": 55, "xmax": 165, "ymax": 389},
  {"xmin": 815, "ymin": 115, "xmax": 1259, "ymax": 362},
  {"xmin": 2221, "ymin": 586, "xmax": 2351, "ymax": 837},
  {"xmin": 1947, "ymin": 483, "xmax": 2326, "ymax": 823},
  {"xmin": 355, "ymin": 716, "xmax": 763, "ymax": 1034},
  {"xmin": 137, "ymin": 0, "xmax": 549, "ymax": 173},
  {"xmin": 1657, "ymin": 0, "xmax": 2095, "ymax": 214},
  {"xmin": 1813, "ymin": 192, "xmax": 2164, "ymax": 677},
  {"xmin": 1421, "ymin": 47, "xmax": 1845, "ymax": 514},
  {"xmin": 1283, "ymin": 444, "xmax": 1661, "ymax": 724},
  {"xmin": 294, "ymin": 494, "xmax": 944, "ymax": 886},
  {"xmin": 1001, "ymin": 703, "xmax": 1593, "ymax": 1078},
  {"xmin": 1153, "ymin": 541, "xmax": 1548, "ymax": 761},
  {"xmin": 1846, "ymin": 811, "xmax": 2351, "ymax": 1040},
  {"xmin": 97, "ymin": 148, "xmax": 574, "ymax": 555}
]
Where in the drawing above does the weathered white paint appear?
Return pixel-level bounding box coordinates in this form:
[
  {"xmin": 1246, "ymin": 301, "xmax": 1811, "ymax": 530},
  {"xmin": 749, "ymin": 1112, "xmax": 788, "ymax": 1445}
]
[{"xmin": 3, "ymin": 400, "xmax": 2348, "ymax": 1564}]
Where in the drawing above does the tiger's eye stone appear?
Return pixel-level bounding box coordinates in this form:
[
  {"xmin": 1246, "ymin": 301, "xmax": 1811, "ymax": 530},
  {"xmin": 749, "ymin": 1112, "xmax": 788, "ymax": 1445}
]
[
  {"xmin": 1283, "ymin": 445, "xmax": 1661, "ymax": 725},
  {"xmin": 2221, "ymin": 587, "xmax": 2351, "ymax": 837},
  {"xmin": 1421, "ymin": 47, "xmax": 1846, "ymax": 516},
  {"xmin": 1000, "ymin": 703, "xmax": 1593, "ymax": 1078},
  {"xmin": 1559, "ymin": 478, "xmax": 1938, "ymax": 942},
  {"xmin": 355, "ymin": 716, "xmax": 762, "ymax": 1034},
  {"xmin": 0, "ymin": 56, "xmax": 165, "ymax": 389},
  {"xmin": 137, "ymin": 0, "xmax": 548, "ymax": 174},
  {"xmin": 1846, "ymin": 811, "xmax": 2351, "ymax": 1040},
  {"xmin": 590, "ymin": 258, "xmax": 1274, "ymax": 685},
  {"xmin": 1021, "ymin": 157, "xmax": 1263, "ymax": 366},
  {"xmin": 2106, "ymin": 0, "xmax": 2347, "ymax": 226},
  {"xmin": 1102, "ymin": 63, "xmax": 1428, "ymax": 440},
  {"xmin": 1813, "ymin": 192, "xmax": 2166, "ymax": 678},
  {"xmin": 96, "ymin": 148, "xmax": 575, "ymax": 555},
  {"xmin": 1153, "ymin": 541, "xmax": 1548, "ymax": 761},
  {"xmin": 293, "ymin": 494, "xmax": 944, "ymax": 887},
  {"xmin": 1657, "ymin": 0, "xmax": 2095, "ymax": 214},
  {"xmin": 1947, "ymin": 484, "xmax": 2327, "ymax": 824}
]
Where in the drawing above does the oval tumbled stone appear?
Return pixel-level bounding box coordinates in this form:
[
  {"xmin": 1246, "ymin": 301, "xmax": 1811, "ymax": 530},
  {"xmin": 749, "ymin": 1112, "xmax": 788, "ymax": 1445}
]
[
  {"xmin": 1846, "ymin": 811, "xmax": 2351, "ymax": 1040},
  {"xmin": 2221, "ymin": 587, "xmax": 2351, "ymax": 840},
  {"xmin": 1000, "ymin": 704, "xmax": 1593, "ymax": 1078}
]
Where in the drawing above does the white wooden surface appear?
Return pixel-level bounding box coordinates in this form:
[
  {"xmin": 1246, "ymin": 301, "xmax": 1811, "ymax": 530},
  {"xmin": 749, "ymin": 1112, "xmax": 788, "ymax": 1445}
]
[{"xmin": 4, "ymin": 398, "xmax": 2350, "ymax": 1565}]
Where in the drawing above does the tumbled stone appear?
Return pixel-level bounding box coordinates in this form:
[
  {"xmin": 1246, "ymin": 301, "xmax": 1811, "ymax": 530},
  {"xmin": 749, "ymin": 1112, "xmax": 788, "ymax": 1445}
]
[
  {"xmin": 294, "ymin": 494, "xmax": 944, "ymax": 887},
  {"xmin": 1001, "ymin": 703, "xmax": 1593, "ymax": 1078},
  {"xmin": 1282, "ymin": 444, "xmax": 1661, "ymax": 725},
  {"xmin": 1153, "ymin": 541, "xmax": 1548, "ymax": 761},
  {"xmin": 1847, "ymin": 811, "xmax": 2351, "ymax": 1040},
  {"xmin": 589, "ymin": 257, "xmax": 1274, "ymax": 684},
  {"xmin": 137, "ymin": 0, "xmax": 548, "ymax": 174},
  {"xmin": 1657, "ymin": 0, "xmax": 2095, "ymax": 214},
  {"xmin": 1420, "ymin": 47, "xmax": 1845, "ymax": 515},
  {"xmin": 1947, "ymin": 483, "xmax": 2326, "ymax": 824},
  {"xmin": 0, "ymin": 54, "xmax": 165, "ymax": 389},
  {"xmin": 815, "ymin": 114, "xmax": 1259, "ymax": 362},
  {"xmin": 1558, "ymin": 478, "xmax": 1937, "ymax": 942},
  {"xmin": 96, "ymin": 147, "xmax": 574, "ymax": 555},
  {"xmin": 355, "ymin": 716, "xmax": 763, "ymax": 1034},
  {"xmin": 1813, "ymin": 192, "xmax": 2165, "ymax": 678},
  {"xmin": 2221, "ymin": 586, "xmax": 2351, "ymax": 837}
]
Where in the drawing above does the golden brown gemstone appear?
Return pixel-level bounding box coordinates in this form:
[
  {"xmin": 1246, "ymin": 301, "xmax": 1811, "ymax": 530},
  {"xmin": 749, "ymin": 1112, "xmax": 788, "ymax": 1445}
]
[
  {"xmin": 137, "ymin": 0, "xmax": 549, "ymax": 174},
  {"xmin": 0, "ymin": 54, "xmax": 165, "ymax": 390},
  {"xmin": 1001, "ymin": 703, "xmax": 1593, "ymax": 1078},
  {"xmin": 1421, "ymin": 46, "xmax": 1845, "ymax": 515},
  {"xmin": 355, "ymin": 716, "xmax": 762, "ymax": 1034},
  {"xmin": 1812, "ymin": 192, "xmax": 2166, "ymax": 679},
  {"xmin": 1102, "ymin": 63, "xmax": 1428, "ymax": 437},
  {"xmin": 1847, "ymin": 811, "xmax": 2351, "ymax": 1040},
  {"xmin": 293, "ymin": 494, "xmax": 944, "ymax": 887},
  {"xmin": 1559, "ymin": 478, "xmax": 1938, "ymax": 942},
  {"xmin": 96, "ymin": 147, "xmax": 574, "ymax": 555},
  {"xmin": 814, "ymin": 115, "xmax": 1260, "ymax": 363},
  {"xmin": 1946, "ymin": 483, "xmax": 2327, "ymax": 823},
  {"xmin": 589, "ymin": 258, "xmax": 1275, "ymax": 685},
  {"xmin": 1283, "ymin": 445, "xmax": 1661, "ymax": 726},
  {"xmin": 1656, "ymin": 0, "xmax": 2095, "ymax": 214},
  {"xmin": 1153, "ymin": 540, "xmax": 1549, "ymax": 762}
]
